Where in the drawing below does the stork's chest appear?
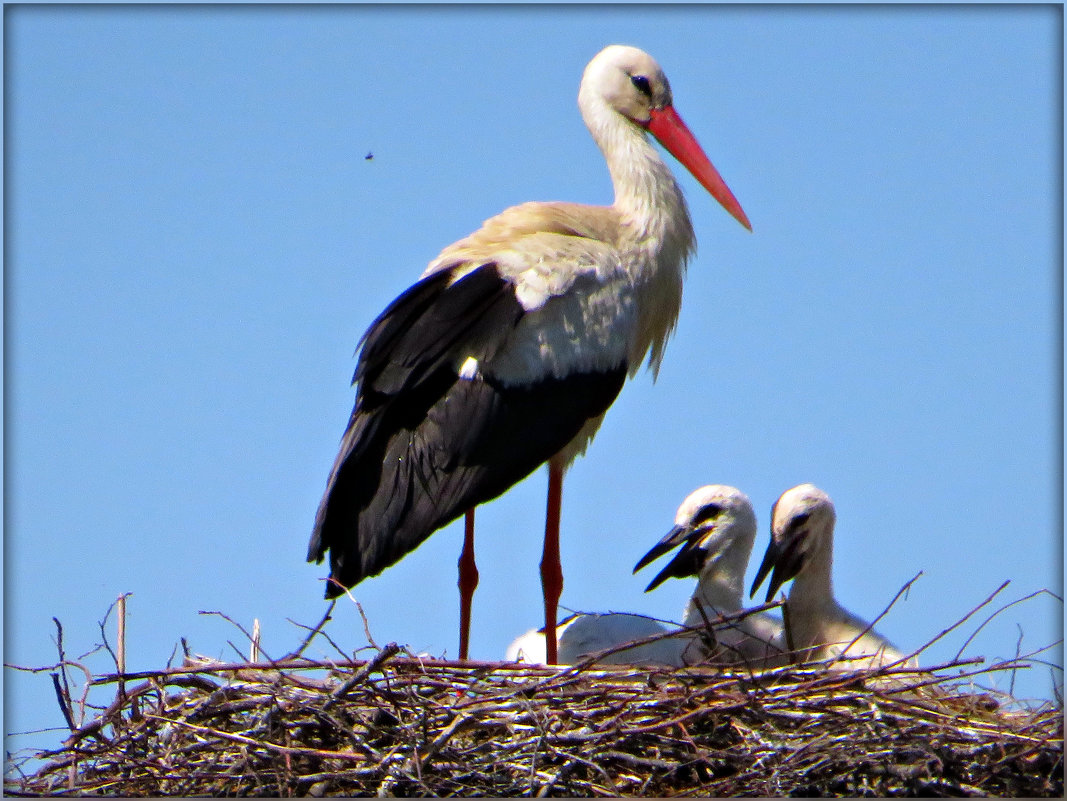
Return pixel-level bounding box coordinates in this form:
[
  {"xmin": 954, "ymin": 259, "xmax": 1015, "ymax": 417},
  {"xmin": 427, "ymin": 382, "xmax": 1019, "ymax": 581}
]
[{"xmin": 485, "ymin": 270, "xmax": 646, "ymax": 384}]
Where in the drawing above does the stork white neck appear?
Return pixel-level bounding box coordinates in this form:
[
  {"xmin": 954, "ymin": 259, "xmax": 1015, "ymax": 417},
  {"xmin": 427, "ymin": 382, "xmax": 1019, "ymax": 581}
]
[
  {"xmin": 683, "ymin": 562, "xmax": 745, "ymax": 628},
  {"xmin": 579, "ymin": 86, "xmax": 696, "ymax": 272},
  {"xmin": 693, "ymin": 550, "xmax": 748, "ymax": 608},
  {"xmin": 788, "ymin": 539, "xmax": 836, "ymax": 610}
]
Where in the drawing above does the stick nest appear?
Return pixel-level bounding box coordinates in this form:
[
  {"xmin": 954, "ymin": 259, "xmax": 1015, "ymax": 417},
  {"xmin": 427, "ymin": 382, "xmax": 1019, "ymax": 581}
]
[{"xmin": 6, "ymin": 640, "xmax": 1062, "ymax": 797}]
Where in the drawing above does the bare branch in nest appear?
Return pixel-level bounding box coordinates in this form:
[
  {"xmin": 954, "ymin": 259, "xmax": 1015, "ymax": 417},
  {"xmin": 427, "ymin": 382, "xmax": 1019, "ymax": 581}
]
[
  {"xmin": 50, "ymin": 673, "xmax": 75, "ymax": 732},
  {"xmin": 322, "ymin": 642, "xmax": 402, "ymax": 711},
  {"xmin": 355, "ymin": 600, "xmax": 377, "ymax": 650},
  {"xmin": 955, "ymin": 587, "xmax": 1062, "ymax": 662},
  {"xmin": 51, "ymin": 617, "xmax": 77, "ymax": 728},
  {"xmin": 95, "ymin": 593, "xmax": 132, "ymax": 674},
  {"xmin": 198, "ymin": 609, "xmax": 277, "ymax": 664},
  {"xmin": 833, "ymin": 571, "xmax": 924, "ymax": 670},
  {"xmin": 908, "ymin": 579, "xmax": 1011, "ymax": 662},
  {"xmin": 282, "ymin": 601, "xmax": 338, "ymax": 660}
]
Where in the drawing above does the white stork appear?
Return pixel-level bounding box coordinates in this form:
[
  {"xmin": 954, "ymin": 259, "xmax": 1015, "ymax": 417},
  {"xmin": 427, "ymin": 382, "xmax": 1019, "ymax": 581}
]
[
  {"xmin": 634, "ymin": 484, "xmax": 787, "ymax": 667},
  {"xmin": 508, "ymin": 486, "xmax": 786, "ymax": 668},
  {"xmin": 750, "ymin": 484, "xmax": 914, "ymax": 670},
  {"xmin": 307, "ymin": 45, "xmax": 751, "ymax": 664}
]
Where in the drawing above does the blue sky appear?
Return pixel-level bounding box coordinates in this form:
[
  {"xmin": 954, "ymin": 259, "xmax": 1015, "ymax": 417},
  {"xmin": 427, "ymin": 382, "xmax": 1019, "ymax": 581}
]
[{"xmin": 5, "ymin": 4, "xmax": 1061, "ymax": 762}]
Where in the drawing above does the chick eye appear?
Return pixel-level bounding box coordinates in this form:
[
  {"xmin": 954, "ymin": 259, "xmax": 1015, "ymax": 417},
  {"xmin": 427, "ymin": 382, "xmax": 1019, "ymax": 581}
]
[
  {"xmin": 630, "ymin": 74, "xmax": 653, "ymax": 98},
  {"xmin": 691, "ymin": 503, "xmax": 722, "ymax": 526},
  {"xmin": 787, "ymin": 511, "xmax": 811, "ymax": 534}
]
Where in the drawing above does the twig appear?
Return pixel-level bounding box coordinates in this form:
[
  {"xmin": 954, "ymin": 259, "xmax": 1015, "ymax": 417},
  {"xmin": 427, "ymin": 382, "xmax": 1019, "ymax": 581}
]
[
  {"xmin": 198, "ymin": 610, "xmax": 276, "ymax": 663},
  {"xmin": 51, "ymin": 673, "xmax": 76, "ymax": 731},
  {"xmin": 356, "ymin": 601, "xmax": 378, "ymax": 650},
  {"xmin": 250, "ymin": 618, "xmax": 261, "ymax": 664},
  {"xmin": 96, "ymin": 595, "xmax": 128, "ymax": 674},
  {"xmin": 51, "ymin": 617, "xmax": 76, "ymax": 727},
  {"xmin": 1010, "ymin": 623, "xmax": 1025, "ymax": 698},
  {"xmin": 955, "ymin": 587, "xmax": 1061, "ymax": 662},
  {"xmin": 322, "ymin": 642, "xmax": 401, "ymax": 710},
  {"xmin": 832, "ymin": 571, "xmax": 923, "ymax": 669},
  {"xmin": 281, "ymin": 602, "xmax": 338, "ymax": 660},
  {"xmin": 116, "ymin": 593, "xmax": 128, "ymax": 705},
  {"xmin": 905, "ymin": 579, "xmax": 1011, "ymax": 663}
]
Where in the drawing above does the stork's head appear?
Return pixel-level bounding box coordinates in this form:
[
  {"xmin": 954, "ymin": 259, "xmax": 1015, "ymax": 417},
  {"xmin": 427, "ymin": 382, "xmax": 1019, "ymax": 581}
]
[
  {"xmin": 578, "ymin": 45, "xmax": 751, "ymax": 231},
  {"xmin": 633, "ymin": 484, "xmax": 757, "ymax": 592},
  {"xmin": 750, "ymin": 483, "xmax": 837, "ymax": 603},
  {"xmin": 580, "ymin": 45, "xmax": 674, "ymax": 128}
]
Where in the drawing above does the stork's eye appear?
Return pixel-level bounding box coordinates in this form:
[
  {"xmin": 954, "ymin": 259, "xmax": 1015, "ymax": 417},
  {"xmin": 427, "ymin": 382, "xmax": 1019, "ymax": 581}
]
[
  {"xmin": 630, "ymin": 74, "xmax": 653, "ymax": 98},
  {"xmin": 692, "ymin": 503, "xmax": 722, "ymax": 526}
]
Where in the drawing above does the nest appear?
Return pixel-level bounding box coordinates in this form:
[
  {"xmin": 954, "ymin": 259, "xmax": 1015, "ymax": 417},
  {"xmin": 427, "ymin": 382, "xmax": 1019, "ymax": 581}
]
[{"xmin": 6, "ymin": 617, "xmax": 1063, "ymax": 797}]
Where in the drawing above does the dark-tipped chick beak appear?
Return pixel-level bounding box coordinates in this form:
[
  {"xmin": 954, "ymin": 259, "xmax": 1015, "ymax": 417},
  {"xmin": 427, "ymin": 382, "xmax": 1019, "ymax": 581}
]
[
  {"xmin": 634, "ymin": 524, "xmax": 688, "ymax": 573},
  {"xmin": 749, "ymin": 532, "xmax": 806, "ymax": 603},
  {"xmin": 749, "ymin": 539, "xmax": 781, "ymax": 601},
  {"xmin": 633, "ymin": 523, "xmax": 705, "ymax": 593}
]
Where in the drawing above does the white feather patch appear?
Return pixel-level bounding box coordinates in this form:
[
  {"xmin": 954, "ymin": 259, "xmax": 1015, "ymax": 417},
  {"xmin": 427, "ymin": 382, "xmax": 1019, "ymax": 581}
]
[{"xmin": 458, "ymin": 356, "xmax": 480, "ymax": 380}]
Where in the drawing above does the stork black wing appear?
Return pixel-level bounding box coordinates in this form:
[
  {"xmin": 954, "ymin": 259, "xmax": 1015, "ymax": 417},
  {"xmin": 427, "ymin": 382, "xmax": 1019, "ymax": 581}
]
[{"xmin": 308, "ymin": 263, "xmax": 626, "ymax": 599}]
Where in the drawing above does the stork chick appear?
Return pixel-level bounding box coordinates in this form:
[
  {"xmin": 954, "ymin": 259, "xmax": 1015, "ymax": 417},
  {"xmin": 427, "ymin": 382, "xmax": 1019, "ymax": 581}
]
[
  {"xmin": 508, "ymin": 485, "xmax": 785, "ymax": 668},
  {"xmin": 635, "ymin": 484, "xmax": 787, "ymax": 667},
  {"xmin": 751, "ymin": 484, "xmax": 914, "ymax": 670},
  {"xmin": 507, "ymin": 611, "xmax": 678, "ymax": 667}
]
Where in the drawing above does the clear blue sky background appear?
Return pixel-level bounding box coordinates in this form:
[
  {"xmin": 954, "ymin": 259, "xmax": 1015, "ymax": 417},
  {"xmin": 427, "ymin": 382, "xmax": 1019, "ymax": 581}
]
[{"xmin": 5, "ymin": 4, "xmax": 1061, "ymax": 762}]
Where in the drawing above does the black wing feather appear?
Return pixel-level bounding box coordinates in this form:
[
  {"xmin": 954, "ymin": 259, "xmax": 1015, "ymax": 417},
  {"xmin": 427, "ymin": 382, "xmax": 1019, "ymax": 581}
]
[
  {"xmin": 356, "ymin": 265, "xmax": 522, "ymax": 402},
  {"xmin": 351, "ymin": 369, "xmax": 625, "ymax": 580},
  {"xmin": 309, "ymin": 264, "xmax": 519, "ymax": 564},
  {"xmin": 309, "ymin": 263, "xmax": 627, "ymax": 599}
]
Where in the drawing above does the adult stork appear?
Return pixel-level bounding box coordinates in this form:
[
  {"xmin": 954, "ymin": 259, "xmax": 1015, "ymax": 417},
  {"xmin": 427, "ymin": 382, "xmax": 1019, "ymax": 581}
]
[{"xmin": 307, "ymin": 44, "xmax": 751, "ymax": 664}]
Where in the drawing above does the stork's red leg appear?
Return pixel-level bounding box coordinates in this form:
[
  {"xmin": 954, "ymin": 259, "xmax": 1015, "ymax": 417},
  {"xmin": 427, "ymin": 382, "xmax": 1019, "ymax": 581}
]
[
  {"xmin": 457, "ymin": 508, "xmax": 478, "ymax": 661},
  {"xmin": 541, "ymin": 460, "xmax": 564, "ymax": 664}
]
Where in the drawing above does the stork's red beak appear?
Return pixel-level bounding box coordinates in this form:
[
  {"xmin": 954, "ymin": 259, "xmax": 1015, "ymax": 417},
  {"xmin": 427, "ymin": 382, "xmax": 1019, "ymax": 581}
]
[{"xmin": 647, "ymin": 106, "xmax": 752, "ymax": 231}]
